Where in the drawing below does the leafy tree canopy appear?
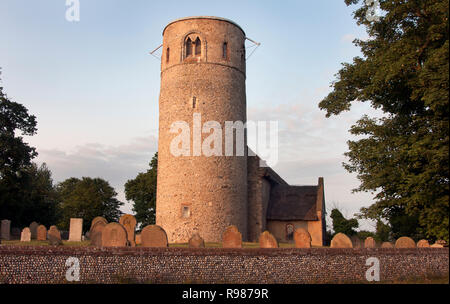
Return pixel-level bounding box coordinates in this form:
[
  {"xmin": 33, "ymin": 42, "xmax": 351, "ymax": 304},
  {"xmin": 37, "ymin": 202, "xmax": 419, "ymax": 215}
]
[
  {"xmin": 57, "ymin": 177, "xmax": 123, "ymax": 231},
  {"xmin": 330, "ymin": 208, "xmax": 359, "ymax": 236},
  {"xmin": 320, "ymin": 0, "xmax": 449, "ymax": 241},
  {"xmin": 124, "ymin": 152, "xmax": 157, "ymax": 229}
]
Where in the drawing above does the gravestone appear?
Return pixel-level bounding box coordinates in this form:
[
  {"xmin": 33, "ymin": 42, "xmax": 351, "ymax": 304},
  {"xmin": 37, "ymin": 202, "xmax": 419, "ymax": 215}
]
[
  {"xmin": 364, "ymin": 237, "xmax": 376, "ymax": 248},
  {"xmin": 101, "ymin": 223, "xmax": 128, "ymax": 247},
  {"xmin": 259, "ymin": 231, "xmax": 278, "ymax": 248},
  {"xmin": 119, "ymin": 214, "xmax": 137, "ymax": 247},
  {"xmin": 222, "ymin": 225, "xmax": 242, "ymax": 248},
  {"xmin": 48, "ymin": 226, "xmax": 61, "ymax": 241},
  {"xmin": 29, "ymin": 222, "xmax": 39, "ymax": 240},
  {"xmin": 431, "ymin": 243, "xmax": 444, "ymax": 248},
  {"xmin": 436, "ymin": 240, "xmax": 447, "ymax": 247},
  {"xmin": 135, "ymin": 234, "xmax": 142, "ymax": 245},
  {"xmin": 20, "ymin": 227, "xmax": 31, "ymax": 242},
  {"xmin": 330, "ymin": 233, "xmax": 353, "ymax": 248},
  {"xmin": 141, "ymin": 225, "xmax": 168, "ymax": 247},
  {"xmin": 1, "ymin": 220, "xmax": 11, "ymax": 240},
  {"xmin": 90, "ymin": 221, "xmax": 107, "ymax": 247},
  {"xmin": 417, "ymin": 239, "xmax": 430, "ymax": 248},
  {"xmin": 395, "ymin": 236, "xmax": 416, "ymax": 248},
  {"xmin": 189, "ymin": 233, "xmax": 205, "ymax": 248},
  {"xmin": 293, "ymin": 228, "xmax": 311, "ymax": 248},
  {"xmin": 90, "ymin": 216, "xmax": 107, "ymax": 230},
  {"xmin": 68, "ymin": 218, "xmax": 83, "ymax": 242},
  {"xmin": 37, "ymin": 225, "xmax": 47, "ymax": 241},
  {"xmin": 381, "ymin": 242, "xmax": 394, "ymax": 248},
  {"xmin": 351, "ymin": 236, "xmax": 362, "ymax": 248}
]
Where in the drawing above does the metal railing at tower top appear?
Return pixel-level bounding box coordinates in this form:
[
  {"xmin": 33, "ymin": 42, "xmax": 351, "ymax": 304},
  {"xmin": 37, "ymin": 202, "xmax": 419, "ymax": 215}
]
[{"xmin": 149, "ymin": 37, "xmax": 261, "ymax": 61}]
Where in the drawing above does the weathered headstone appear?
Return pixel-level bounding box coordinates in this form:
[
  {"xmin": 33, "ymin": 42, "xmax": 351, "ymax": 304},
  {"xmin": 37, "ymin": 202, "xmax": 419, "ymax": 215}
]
[
  {"xmin": 431, "ymin": 243, "xmax": 444, "ymax": 248},
  {"xmin": 259, "ymin": 231, "xmax": 278, "ymax": 248},
  {"xmin": 90, "ymin": 221, "xmax": 107, "ymax": 247},
  {"xmin": 48, "ymin": 226, "xmax": 61, "ymax": 241},
  {"xmin": 29, "ymin": 222, "xmax": 39, "ymax": 240},
  {"xmin": 135, "ymin": 233, "xmax": 142, "ymax": 245},
  {"xmin": 141, "ymin": 225, "xmax": 168, "ymax": 247},
  {"xmin": 119, "ymin": 214, "xmax": 137, "ymax": 247},
  {"xmin": 351, "ymin": 236, "xmax": 362, "ymax": 248},
  {"xmin": 293, "ymin": 228, "xmax": 311, "ymax": 248},
  {"xmin": 417, "ymin": 239, "xmax": 430, "ymax": 248},
  {"xmin": 90, "ymin": 216, "xmax": 107, "ymax": 230},
  {"xmin": 381, "ymin": 242, "xmax": 394, "ymax": 248},
  {"xmin": 222, "ymin": 225, "xmax": 242, "ymax": 248},
  {"xmin": 101, "ymin": 223, "xmax": 128, "ymax": 247},
  {"xmin": 37, "ymin": 225, "xmax": 47, "ymax": 241},
  {"xmin": 394, "ymin": 236, "xmax": 416, "ymax": 248},
  {"xmin": 1, "ymin": 220, "xmax": 11, "ymax": 240},
  {"xmin": 68, "ymin": 218, "xmax": 83, "ymax": 242},
  {"xmin": 189, "ymin": 233, "xmax": 205, "ymax": 248},
  {"xmin": 436, "ymin": 240, "xmax": 447, "ymax": 247},
  {"xmin": 20, "ymin": 227, "xmax": 31, "ymax": 242},
  {"xmin": 330, "ymin": 233, "xmax": 353, "ymax": 248},
  {"xmin": 364, "ymin": 237, "xmax": 376, "ymax": 248},
  {"xmin": 48, "ymin": 234, "xmax": 63, "ymax": 246}
]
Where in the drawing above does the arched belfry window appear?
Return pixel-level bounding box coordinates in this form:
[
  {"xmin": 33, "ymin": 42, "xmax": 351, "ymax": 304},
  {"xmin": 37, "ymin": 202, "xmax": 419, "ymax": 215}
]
[
  {"xmin": 194, "ymin": 37, "xmax": 201, "ymax": 56},
  {"xmin": 186, "ymin": 38, "xmax": 192, "ymax": 57}
]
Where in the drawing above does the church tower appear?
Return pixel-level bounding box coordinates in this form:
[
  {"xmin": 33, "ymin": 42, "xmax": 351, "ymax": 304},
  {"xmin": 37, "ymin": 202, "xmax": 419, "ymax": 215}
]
[{"xmin": 156, "ymin": 17, "xmax": 248, "ymax": 243}]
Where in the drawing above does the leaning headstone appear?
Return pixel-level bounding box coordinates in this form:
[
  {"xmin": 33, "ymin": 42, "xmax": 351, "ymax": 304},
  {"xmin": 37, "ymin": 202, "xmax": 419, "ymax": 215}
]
[
  {"xmin": 119, "ymin": 214, "xmax": 137, "ymax": 247},
  {"xmin": 294, "ymin": 228, "xmax": 311, "ymax": 248},
  {"xmin": 90, "ymin": 221, "xmax": 107, "ymax": 247},
  {"xmin": 431, "ymin": 243, "xmax": 444, "ymax": 248},
  {"xmin": 68, "ymin": 218, "xmax": 83, "ymax": 242},
  {"xmin": 330, "ymin": 233, "xmax": 353, "ymax": 248},
  {"xmin": 351, "ymin": 236, "xmax": 362, "ymax": 248},
  {"xmin": 135, "ymin": 234, "xmax": 142, "ymax": 245},
  {"xmin": 381, "ymin": 242, "xmax": 394, "ymax": 248},
  {"xmin": 395, "ymin": 236, "xmax": 416, "ymax": 248},
  {"xmin": 364, "ymin": 237, "xmax": 376, "ymax": 248},
  {"xmin": 1, "ymin": 220, "xmax": 11, "ymax": 240},
  {"xmin": 222, "ymin": 225, "xmax": 242, "ymax": 248},
  {"xmin": 189, "ymin": 233, "xmax": 205, "ymax": 248},
  {"xmin": 141, "ymin": 225, "xmax": 168, "ymax": 247},
  {"xmin": 20, "ymin": 227, "xmax": 31, "ymax": 242},
  {"xmin": 417, "ymin": 239, "xmax": 430, "ymax": 248},
  {"xmin": 29, "ymin": 222, "xmax": 39, "ymax": 240},
  {"xmin": 48, "ymin": 226, "xmax": 61, "ymax": 241},
  {"xmin": 37, "ymin": 225, "xmax": 47, "ymax": 241},
  {"xmin": 436, "ymin": 240, "xmax": 447, "ymax": 247},
  {"xmin": 101, "ymin": 223, "xmax": 128, "ymax": 247},
  {"xmin": 90, "ymin": 216, "xmax": 107, "ymax": 230},
  {"xmin": 259, "ymin": 231, "xmax": 278, "ymax": 248}
]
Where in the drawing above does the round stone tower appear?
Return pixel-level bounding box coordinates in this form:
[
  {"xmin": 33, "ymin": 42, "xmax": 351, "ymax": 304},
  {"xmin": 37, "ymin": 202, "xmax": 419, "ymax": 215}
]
[{"xmin": 156, "ymin": 16, "xmax": 248, "ymax": 243}]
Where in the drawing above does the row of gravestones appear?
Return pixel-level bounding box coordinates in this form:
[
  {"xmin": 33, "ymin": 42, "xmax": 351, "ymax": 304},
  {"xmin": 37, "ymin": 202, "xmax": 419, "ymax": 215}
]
[{"xmin": 330, "ymin": 233, "xmax": 446, "ymax": 248}]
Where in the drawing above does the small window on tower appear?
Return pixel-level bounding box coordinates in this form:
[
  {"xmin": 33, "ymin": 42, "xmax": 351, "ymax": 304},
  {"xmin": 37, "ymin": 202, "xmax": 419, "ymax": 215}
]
[
  {"xmin": 192, "ymin": 96, "xmax": 197, "ymax": 109},
  {"xmin": 195, "ymin": 37, "xmax": 201, "ymax": 56},
  {"xmin": 166, "ymin": 47, "xmax": 170, "ymax": 63},
  {"xmin": 223, "ymin": 42, "xmax": 228, "ymax": 60},
  {"xmin": 182, "ymin": 206, "xmax": 190, "ymax": 218},
  {"xmin": 186, "ymin": 38, "xmax": 192, "ymax": 57}
]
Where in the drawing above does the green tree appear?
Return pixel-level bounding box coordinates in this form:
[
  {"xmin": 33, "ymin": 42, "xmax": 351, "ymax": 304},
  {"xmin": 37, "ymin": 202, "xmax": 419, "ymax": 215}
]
[
  {"xmin": 124, "ymin": 152, "xmax": 157, "ymax": 228},
  {"xmin": 57, "ymin": 177, "xmax": 123, "ymax": 231},
  {"xmin": 330, "ymin": 208, "xmax": 359, "ymax": 236},
  {"xmin": 319, "ymin": 0, "xmax": 449, "ymax": 241}
]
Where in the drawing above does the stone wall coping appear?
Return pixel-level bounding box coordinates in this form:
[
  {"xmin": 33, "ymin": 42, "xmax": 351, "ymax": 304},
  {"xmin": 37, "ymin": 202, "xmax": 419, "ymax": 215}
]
[{"xmin": 0, "ymin": 246, "xmax": 447, "ymax": 257}]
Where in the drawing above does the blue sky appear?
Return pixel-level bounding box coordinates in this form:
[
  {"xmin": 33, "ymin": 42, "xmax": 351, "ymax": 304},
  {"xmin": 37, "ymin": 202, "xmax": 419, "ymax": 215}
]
[{"xmin": 1, "ymin": 0, "xmax": 379, "ymax": 230}]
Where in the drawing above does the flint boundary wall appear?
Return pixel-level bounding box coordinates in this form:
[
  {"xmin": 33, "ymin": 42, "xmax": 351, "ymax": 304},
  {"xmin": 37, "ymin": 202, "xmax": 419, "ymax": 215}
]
[{"xmin": 0, "ymin": 246, "xmax": 448, "ymax": 284}]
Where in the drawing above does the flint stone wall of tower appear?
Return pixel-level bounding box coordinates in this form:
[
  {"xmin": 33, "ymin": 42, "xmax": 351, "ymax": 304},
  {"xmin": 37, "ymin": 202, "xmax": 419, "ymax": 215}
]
[{"xmin": 156, "ymin": 17, "xmax": 248, "ymax": 243}]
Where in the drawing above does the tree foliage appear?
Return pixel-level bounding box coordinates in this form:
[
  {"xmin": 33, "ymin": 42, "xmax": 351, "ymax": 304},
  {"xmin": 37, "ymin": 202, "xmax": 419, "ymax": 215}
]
[
  {"xmin": 330, "ymin": 208, "xmax": 359, "ymax": 236},
  {"xmin": 57, "ymin": 177, "xmax": 123, "ymax": 231},
  {"xmin": 320, "ymin": 0, "xmax": 449, "ymax": 241},
  {"xmin": 124, "ymin": 152, "xmax": 157, "ymax": 229}
]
